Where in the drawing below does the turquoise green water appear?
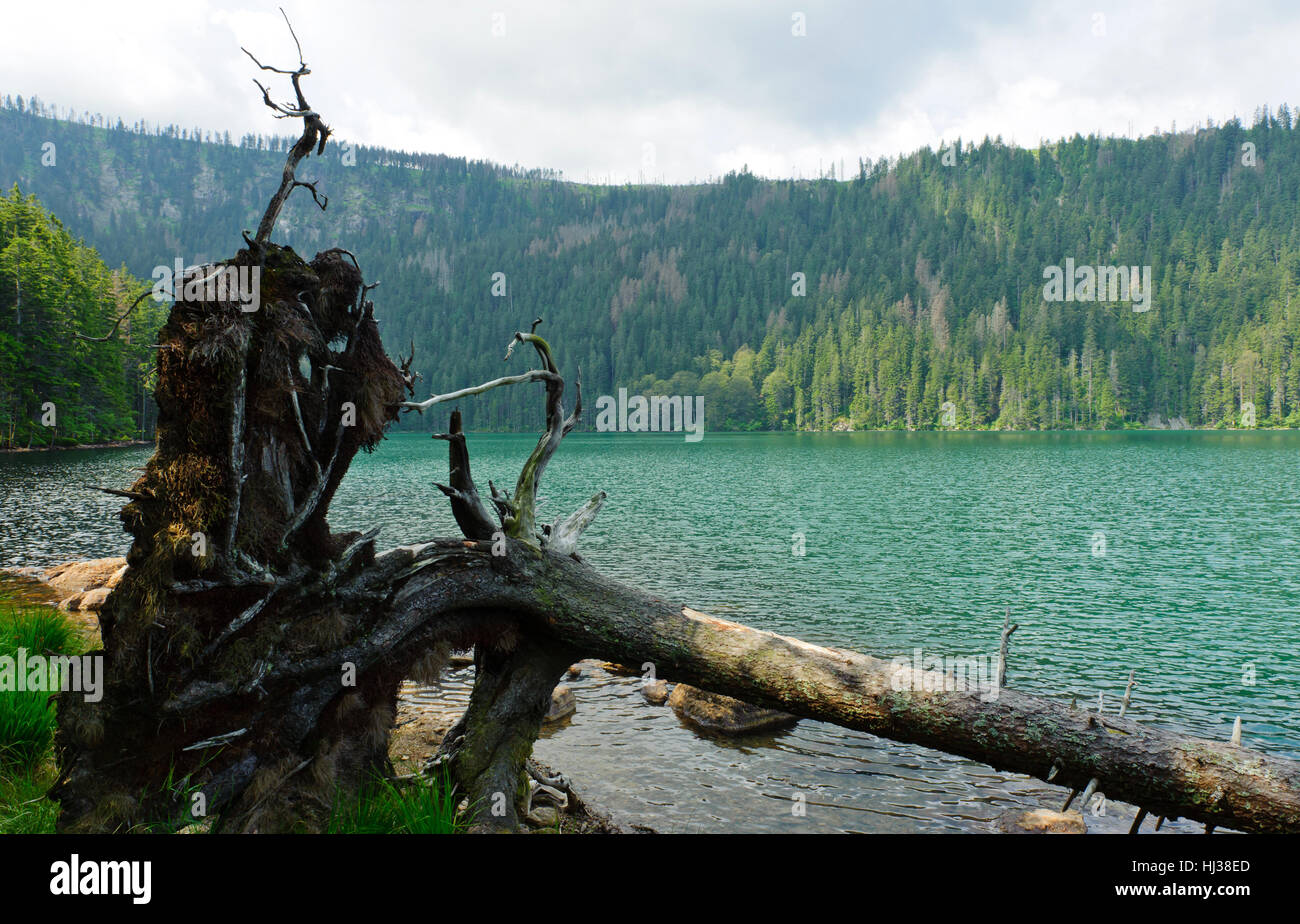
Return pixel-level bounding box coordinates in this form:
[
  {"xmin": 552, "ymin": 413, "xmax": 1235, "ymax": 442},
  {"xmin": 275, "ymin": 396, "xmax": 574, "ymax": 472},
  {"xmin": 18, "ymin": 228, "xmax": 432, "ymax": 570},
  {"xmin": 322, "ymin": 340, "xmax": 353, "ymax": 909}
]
[{"xmin": 1, "ymin": 430, "xmax": 1296, "ymax": 831}]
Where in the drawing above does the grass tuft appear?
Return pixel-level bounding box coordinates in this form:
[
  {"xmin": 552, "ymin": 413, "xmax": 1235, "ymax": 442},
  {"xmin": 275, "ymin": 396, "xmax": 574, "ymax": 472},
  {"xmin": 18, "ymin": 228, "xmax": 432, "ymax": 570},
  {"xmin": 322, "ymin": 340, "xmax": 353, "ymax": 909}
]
[
  {"xmin": 327, "ymin": 768, "xmax": 463, "ymax": 834},
  {"xmin": 0, "ymin": 599, "xmax": 82, "ymax": 768},
  {"xmin": 0, "ymin": 595, "xmax": 85, "ymax": 833}
]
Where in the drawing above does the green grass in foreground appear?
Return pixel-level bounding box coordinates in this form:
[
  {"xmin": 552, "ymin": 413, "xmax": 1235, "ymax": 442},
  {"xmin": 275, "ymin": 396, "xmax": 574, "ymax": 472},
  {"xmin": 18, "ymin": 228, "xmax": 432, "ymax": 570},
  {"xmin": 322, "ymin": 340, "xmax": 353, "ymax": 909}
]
[
  {"xmin": 0, "ymin": 761, "xmax": 59, "ymax": 833},
  {"xmin": 327, "ymin": 769, "xmax": 463, "ymax": 834},
  {"xmin": 0, "ymin": 595, "xmax": 84, "ymax": 833},
  {"xmin": 0, "ymin": 600, "xmax": 81, "ymax": 767}
]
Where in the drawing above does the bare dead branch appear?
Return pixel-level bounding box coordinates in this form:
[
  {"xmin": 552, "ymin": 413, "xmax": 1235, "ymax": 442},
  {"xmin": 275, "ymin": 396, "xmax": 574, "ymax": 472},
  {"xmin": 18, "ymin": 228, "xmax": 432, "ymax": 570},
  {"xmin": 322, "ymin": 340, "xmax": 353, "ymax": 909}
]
[
  {"xmin": 243, "ymin": 51, "xmax": 308, "ymax": 82},
  {"xmin": 431, "ymin": 409, "xmax": 499, "ymax": 539},
  {"xmin": 503, "ymin": 324, "xmax": 574, "ymax": 542},
  {"xmin": 398, "ymin": 338, "xmax": 419, "ymax": 391},
  {"xmin": 92, "ymin": 485, "xmax": 152, "ymax": 502},
  {"xmin": 245, "ymin": 9, "xmax": 331, "ymax": 243},
  {"xmin": 291, "ymin": 179, "xmax": 328, "ymax": 210},
  {"xmin": 280, "ymin": 6, "xmax": 305, "ymax": 67},
  {"xmin": 357, "ymin": 281, "xmax": 379, "ymax": 319},
  {"xmin": 488, "ymin": 480, "xmax": 517, "ymax": 522},
  {"xmin": 224, "ymin": 351, "xmax": 249, "ymax": 556},
  {"xmin": 76, "ymin": 288, "xmax": 154, "ymax": 343},
  {"xmin": 399, "ymin": 370, "xmax": 558, "ymax": 413},
  {"xmin": 563, "ymin": 365, "xmax": 583, "ymax": 435},
  {"xmin": 546, "ymin": 490, "xmax": 606, "ymax": 556}
]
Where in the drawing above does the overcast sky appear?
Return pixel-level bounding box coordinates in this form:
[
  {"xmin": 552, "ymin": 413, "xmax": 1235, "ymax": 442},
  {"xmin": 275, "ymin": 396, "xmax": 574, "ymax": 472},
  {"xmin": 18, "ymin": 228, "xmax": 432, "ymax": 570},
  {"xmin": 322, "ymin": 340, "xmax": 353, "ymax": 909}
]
[{"xmin": 3, "ymin": 1, "xmax": 1297, "ymax": 183}]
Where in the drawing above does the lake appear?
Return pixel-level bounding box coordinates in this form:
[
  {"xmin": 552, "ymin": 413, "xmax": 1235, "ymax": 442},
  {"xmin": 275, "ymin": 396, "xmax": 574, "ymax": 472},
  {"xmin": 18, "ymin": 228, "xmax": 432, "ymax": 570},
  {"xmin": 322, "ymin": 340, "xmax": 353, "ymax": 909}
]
[{"xmin": 2, "ymin": 430, "xmax": 1297, "ymax": 832}]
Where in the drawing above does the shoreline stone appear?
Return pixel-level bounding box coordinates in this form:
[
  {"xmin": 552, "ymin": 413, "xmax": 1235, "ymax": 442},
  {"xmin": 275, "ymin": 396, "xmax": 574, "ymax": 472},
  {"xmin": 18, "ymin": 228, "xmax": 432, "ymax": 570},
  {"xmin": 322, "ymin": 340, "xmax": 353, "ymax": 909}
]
[
  {"xmin": 667, "ymin": 683, "xmax": 798, "ymax": 736},
  {"xmin": 545, "ymin": 685, "xmax": 577, "ymax": 723},
  {"xmin": 640, "ymin": 679, "xmax": 671, "ymax": 705},
  {"xmin": 40, "ymin": 557, "xmax": 127, "ymax": 610},
  {"xmin": 997, "ymin": 808, "xmax": 1088, "ymax": 834}
]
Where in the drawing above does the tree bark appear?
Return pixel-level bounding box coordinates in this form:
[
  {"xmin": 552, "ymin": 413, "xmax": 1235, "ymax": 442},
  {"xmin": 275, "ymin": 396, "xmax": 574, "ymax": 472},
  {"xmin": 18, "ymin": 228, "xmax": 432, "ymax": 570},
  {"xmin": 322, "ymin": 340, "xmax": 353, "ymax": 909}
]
[{"xmin": 431, "ymin": 631, "xmax": 576, "ymax": 832}]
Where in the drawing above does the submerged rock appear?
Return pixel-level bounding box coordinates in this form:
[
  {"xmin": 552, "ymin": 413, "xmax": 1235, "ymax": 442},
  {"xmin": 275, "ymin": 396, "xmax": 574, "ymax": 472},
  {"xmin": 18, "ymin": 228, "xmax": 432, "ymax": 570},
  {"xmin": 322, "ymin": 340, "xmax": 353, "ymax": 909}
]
[
  {"xmin": 667, "ymin": 683, "xmax": 797, "ymax": 735},
  {"xmin": 997, "ymin": 808, "xmax": 1087, "ymax": 834},
  {"xmin": 544, "ymin": 685, "xmax": 576, "ymax": 723},
  {"xmin": 641, "ymin": 679, "xmax": 670, "ymax": 705},
  {"xmin": 598, "ymin": 661, "xmax": 641, "ymax": 677}
]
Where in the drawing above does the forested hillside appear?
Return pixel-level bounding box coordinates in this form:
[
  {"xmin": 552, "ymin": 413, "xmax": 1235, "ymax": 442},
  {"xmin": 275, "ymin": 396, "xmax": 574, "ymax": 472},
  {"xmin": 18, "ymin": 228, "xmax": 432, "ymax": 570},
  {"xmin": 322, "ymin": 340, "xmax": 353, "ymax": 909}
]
[
  {"xmin": 0, "ymin": 187, "xmax": 160, "ymax": 448},
  {"xmin": 3, "ymin": 95, "xmax": 1298, "ymax": 433}
]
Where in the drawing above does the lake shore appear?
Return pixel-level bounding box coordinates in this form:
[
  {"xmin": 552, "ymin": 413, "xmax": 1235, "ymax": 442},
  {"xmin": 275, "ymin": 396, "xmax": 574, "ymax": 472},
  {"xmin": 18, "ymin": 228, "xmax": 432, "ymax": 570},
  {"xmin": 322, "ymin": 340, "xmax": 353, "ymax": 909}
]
[
  {"xmin": 0, "ymin": 438, "xmax": 152, "ymax": 454},
  {"xmin": 1, "ymin": 428, "xmax": 1290, "ymax": 454}
]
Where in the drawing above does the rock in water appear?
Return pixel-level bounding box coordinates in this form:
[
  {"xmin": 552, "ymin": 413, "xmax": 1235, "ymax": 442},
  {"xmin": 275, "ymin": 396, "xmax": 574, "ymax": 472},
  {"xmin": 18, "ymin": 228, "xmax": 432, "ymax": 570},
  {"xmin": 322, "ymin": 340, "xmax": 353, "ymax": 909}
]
[
  {"xmin": 598, "ymin": 661, "xmax": 641, "ymax": 677},
  {"xmin": 641, "ymin": 679, "xmax": 670, "ymax": 705},
  {"xmin": 544, "ymin": 685, "xmax": 576, "ymax": 723},
  {"xmin": 667, "ymin": 683, "xmax": 797, "ymax": 735},
  {"xmin": 997, "ymin": 808, "xmax": 1087, "ymax": 834}
]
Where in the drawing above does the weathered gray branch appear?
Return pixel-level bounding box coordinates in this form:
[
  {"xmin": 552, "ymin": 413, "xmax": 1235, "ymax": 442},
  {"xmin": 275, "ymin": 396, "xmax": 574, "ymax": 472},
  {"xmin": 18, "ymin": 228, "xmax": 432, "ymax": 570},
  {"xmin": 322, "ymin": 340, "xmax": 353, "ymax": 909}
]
[
  {"xmin": 75, "ymin": 288, "xmax": 154, "ymax": 343},
  {"xmin": 503, "ymin": 327, "xmax": 572, "ymax": 543},
  {"xmin": 399, "ymin": 369, "xmax": 557, "ymax": 412},
  {"xmin": 545, "ymin": 490, "xmax": 606, "ymax": 556}
]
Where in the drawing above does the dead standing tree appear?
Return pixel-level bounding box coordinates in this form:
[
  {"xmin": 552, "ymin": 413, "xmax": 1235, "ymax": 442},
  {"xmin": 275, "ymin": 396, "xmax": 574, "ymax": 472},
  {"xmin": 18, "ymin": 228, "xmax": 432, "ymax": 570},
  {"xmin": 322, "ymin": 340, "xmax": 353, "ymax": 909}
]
[{"xmin": 52, "ymin": 20, "xmax": 1300, "ymax": 834}]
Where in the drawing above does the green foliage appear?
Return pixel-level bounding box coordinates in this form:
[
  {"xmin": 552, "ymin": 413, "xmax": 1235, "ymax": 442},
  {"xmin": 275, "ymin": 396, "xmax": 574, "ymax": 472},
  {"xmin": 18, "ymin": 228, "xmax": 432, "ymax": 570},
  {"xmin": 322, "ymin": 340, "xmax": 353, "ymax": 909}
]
[
  {"xmin": 3, "ymin": 98, "xmax": 1299, "ymax": 431},
  {"xmin": 0, "ymin": 761, "xmax": 58, "ymax": 833},
  {"xmin": 0, "ymin": 594, "xmax": 83, "ymax": 834},
  {"xmin": 0, "ymin": 183, "xmax": 161, "ymax": 447},
  {"xmin": 326, "ymin": 769, "xmax": 462, "ymax": 834},
  {"xmin": 0, "ymin": 597, "xmax": 80, "ymax": 768},
  {"xmin": 129, "ymin": 753, "xmax": 221, "ymax": 834}
]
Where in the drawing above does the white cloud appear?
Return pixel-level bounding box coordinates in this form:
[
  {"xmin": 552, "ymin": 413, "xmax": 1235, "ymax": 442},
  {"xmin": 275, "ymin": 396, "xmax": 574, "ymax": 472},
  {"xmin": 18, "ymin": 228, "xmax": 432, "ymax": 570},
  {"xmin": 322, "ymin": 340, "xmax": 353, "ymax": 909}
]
[{"xmin": 1, "ymin": 0, "xmax": 1296, "ymax": 182}]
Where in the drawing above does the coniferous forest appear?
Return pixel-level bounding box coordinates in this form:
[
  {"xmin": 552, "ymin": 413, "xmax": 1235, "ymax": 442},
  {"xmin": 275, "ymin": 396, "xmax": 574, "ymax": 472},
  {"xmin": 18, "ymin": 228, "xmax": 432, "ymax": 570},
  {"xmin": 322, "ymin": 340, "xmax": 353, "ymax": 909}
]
[
  {"xmin": 0, "ymin": 186, "xmax": 161, "ymax": 448},
  {"xmin": 3, "ymin": 96, "xmax": 1299, "ymax": 443}
]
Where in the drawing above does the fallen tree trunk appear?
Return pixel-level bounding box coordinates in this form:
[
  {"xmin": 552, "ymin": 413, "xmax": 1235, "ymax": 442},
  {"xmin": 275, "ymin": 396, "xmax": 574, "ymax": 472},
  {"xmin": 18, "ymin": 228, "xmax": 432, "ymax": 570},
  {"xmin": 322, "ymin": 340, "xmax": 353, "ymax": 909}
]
[
  {"xmin": 50, "ymin": 23, "xmax": 1300, "ymax": 834},
  {"xmin": 401, "ymin": 541, "xmax": 1300, "ymax": 834}
]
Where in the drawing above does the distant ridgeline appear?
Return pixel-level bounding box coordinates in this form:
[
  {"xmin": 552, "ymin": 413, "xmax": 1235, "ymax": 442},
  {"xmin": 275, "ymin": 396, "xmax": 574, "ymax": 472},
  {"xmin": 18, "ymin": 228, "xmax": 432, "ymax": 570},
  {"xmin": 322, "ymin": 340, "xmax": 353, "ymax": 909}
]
[
  {"xmin": 0, "ymin": 186, "xmax": 161, "ymax": 448},
  {"xmin": 3, "ymin": 94, "xmax": 1300, "ymax": 433}
]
